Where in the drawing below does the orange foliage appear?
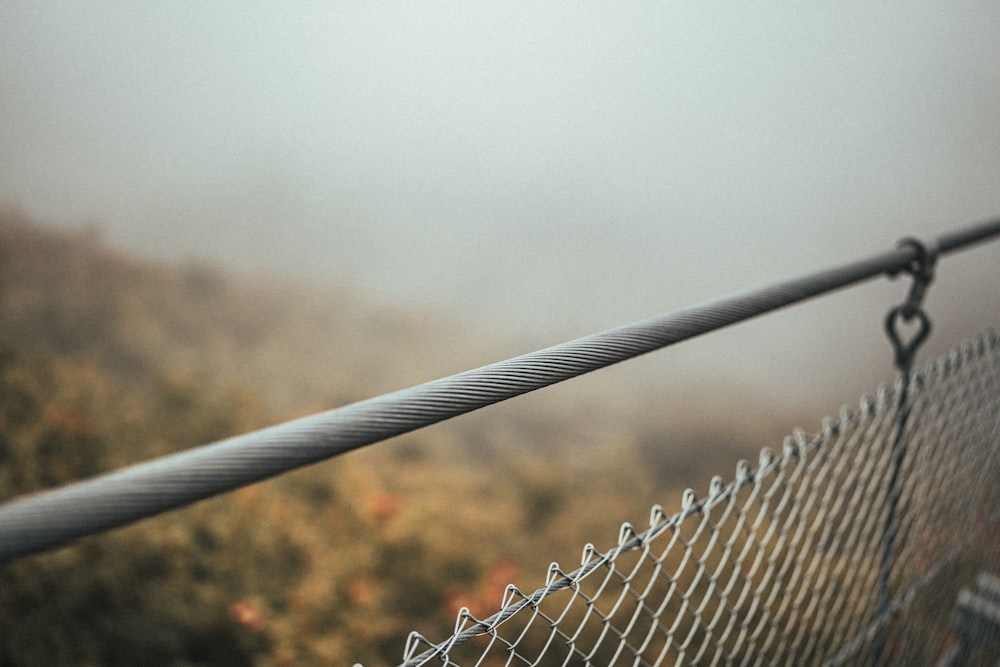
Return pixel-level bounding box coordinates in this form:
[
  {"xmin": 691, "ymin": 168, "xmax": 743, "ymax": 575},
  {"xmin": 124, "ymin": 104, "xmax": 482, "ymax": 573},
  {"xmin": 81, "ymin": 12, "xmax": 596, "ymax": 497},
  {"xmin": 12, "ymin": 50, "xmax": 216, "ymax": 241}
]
[
  {"xmin": 366, "ymin": 490, "xmax": 403, "ymax": 525},
  {"xmin": 347, "ymin": 578, "xmax": 377, "ymax": 608},
  {"xmin": 229, "ymin": 599, "xmax": 266, "ymax": 632},
  {"xmin": 446, "ymin": 560, "xmax": 522, "ymax": 620},
  {"xmin": 45, "ymin": 405, "xmax": 96, "ymax": 437}
]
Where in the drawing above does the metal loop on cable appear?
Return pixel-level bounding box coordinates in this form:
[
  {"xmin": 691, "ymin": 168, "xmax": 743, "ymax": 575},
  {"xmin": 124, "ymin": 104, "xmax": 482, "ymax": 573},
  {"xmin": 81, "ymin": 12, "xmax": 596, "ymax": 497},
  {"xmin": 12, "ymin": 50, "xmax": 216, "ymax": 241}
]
[
  {"xmin": 895, "ymin": 237, "xmax": 938, "ymax": 317},
  {"xmin": 885, "ymin": 306, "xmax": 931, "ymax": 371}
]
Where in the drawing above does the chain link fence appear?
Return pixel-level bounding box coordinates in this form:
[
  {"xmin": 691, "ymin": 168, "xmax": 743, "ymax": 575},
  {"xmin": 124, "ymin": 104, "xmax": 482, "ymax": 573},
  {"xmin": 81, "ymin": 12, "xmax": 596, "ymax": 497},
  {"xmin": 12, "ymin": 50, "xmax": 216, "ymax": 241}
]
[{"xmin": 395, "ymin": 327, "xmax": 1000, "ymax": 666}]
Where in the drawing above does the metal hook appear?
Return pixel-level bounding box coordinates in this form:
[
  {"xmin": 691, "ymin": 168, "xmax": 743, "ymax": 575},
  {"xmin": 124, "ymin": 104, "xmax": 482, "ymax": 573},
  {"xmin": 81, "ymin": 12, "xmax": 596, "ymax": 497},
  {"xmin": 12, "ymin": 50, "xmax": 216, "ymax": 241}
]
[
  {"xmin": 885, "ymin": 237, "xmax": 937, "ymax": 372},
  {"xmin": 884, "ymin": 305, "xmax": 932, "ymax": 371}
]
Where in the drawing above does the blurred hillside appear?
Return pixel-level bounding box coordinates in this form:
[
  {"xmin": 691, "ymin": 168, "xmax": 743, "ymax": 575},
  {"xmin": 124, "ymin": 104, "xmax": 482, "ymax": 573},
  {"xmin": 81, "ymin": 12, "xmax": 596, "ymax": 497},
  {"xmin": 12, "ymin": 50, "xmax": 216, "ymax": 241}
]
[
  {"xmin": 0, "ymin": 208, "xmax": 796, "ymax": 665},
  {"xmin": 0, "ymin": 207, "xmax": 495, "ymax": 413}
]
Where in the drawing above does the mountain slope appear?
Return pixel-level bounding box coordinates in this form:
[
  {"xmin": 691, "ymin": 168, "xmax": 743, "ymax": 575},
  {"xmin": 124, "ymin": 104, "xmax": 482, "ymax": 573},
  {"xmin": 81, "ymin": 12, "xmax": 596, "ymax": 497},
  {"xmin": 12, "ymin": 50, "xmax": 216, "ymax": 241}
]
[{"xmin": 0, "ymin": 208, "xmax": 773, "ymax": 666}]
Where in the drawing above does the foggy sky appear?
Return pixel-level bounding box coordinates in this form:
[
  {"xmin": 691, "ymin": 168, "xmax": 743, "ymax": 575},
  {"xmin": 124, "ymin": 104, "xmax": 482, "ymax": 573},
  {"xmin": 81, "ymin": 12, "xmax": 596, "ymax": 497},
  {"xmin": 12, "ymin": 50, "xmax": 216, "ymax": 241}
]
[{"xmin": 2, "ymin": 2, "xmax": 999, "ymax": 413}]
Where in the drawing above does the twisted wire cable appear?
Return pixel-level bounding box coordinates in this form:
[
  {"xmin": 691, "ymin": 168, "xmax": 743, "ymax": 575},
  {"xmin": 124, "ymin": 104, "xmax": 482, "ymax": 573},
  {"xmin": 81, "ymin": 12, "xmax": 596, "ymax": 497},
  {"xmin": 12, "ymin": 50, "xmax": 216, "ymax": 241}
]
[{"xmin": 0, "ymin": 217, "xmax": 998, "ymax": 563}]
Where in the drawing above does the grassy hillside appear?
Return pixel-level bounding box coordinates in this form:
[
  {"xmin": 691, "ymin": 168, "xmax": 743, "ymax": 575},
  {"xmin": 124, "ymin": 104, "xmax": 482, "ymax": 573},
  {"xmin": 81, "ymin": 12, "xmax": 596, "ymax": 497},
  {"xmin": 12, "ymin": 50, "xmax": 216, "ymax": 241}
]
[{"xmin": 0, "ymin": 208, "xmax": 779, "ymax": 665}]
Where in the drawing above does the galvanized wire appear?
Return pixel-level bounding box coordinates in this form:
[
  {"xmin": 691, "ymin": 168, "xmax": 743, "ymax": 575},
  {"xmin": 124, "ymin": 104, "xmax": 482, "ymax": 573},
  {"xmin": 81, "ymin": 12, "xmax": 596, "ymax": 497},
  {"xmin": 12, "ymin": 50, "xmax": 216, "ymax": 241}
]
[
  {"xmin": 0, "ymin": 217, "xmax": 999, "ymax": 562},
  {"xmin": 396, "ymin": 327, "xmax": 1000, "ymax": 666}
]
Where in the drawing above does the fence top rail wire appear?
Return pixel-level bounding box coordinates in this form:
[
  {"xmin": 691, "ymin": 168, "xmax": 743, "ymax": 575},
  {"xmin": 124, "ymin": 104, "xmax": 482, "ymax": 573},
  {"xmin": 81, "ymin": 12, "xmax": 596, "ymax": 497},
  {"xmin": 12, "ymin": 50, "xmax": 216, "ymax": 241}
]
[{"xmin": 0, "ymin": 216, "xmax": 998, "ymax": 563}]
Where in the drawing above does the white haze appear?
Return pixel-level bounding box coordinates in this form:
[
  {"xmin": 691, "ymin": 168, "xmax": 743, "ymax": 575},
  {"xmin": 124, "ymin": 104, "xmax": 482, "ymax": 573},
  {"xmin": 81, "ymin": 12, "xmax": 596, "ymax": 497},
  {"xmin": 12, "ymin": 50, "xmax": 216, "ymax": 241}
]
[{"xmin": 2, "ymin": 2, "xmax": 999, "ymax": 415}]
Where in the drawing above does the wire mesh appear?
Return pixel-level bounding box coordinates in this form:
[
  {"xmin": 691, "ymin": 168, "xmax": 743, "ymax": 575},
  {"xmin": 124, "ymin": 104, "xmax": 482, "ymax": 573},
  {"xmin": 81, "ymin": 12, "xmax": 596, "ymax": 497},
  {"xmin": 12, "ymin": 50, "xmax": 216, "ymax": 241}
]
[{"xmin": 393, "ymin": 327, "xmax": 1000, "ymax": 666}]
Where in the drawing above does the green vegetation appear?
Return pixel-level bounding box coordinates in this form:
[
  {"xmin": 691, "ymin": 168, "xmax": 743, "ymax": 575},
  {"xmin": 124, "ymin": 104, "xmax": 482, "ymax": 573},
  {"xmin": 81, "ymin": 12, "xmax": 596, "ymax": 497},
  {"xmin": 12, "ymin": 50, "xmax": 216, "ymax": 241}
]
[{"xmin": 0, "ymin": 209, "xmax": 773, "ymax": 665}]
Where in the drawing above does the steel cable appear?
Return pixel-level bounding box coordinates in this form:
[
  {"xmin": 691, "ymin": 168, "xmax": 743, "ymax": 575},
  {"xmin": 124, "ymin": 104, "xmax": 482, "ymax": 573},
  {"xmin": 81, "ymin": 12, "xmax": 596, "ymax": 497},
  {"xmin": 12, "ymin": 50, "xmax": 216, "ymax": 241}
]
[{"xmin": 0, "ymin": 217, "xmax": 998, "ymax": 563}]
